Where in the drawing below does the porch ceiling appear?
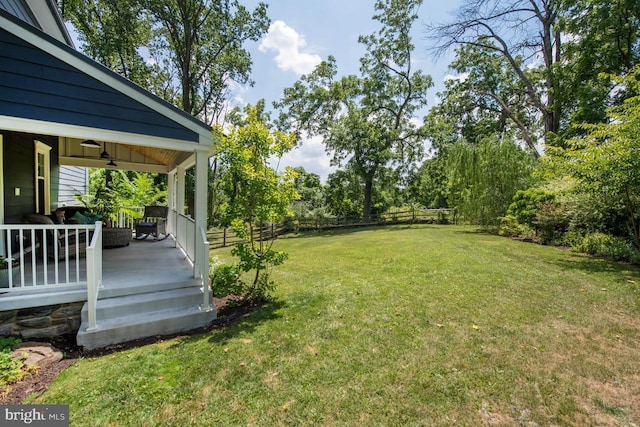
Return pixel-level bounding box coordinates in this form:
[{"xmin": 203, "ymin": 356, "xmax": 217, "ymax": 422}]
[{"xmin": 59, "ymin": 137, "xmax": 192, "ymax": 173}]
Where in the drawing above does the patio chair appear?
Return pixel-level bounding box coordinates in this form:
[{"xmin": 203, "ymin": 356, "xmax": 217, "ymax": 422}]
[{"xmin": 135, "ymin": 206, "xmax": 168, "ymax": 241}]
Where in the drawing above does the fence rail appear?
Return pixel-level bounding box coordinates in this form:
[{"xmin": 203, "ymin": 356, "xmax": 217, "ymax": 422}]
[{"xmin": 207, "ymin": 208, "xmax": 455, "ymax": 249}]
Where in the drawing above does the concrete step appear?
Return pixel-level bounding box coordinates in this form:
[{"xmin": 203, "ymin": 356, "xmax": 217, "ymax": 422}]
[
  {"xmin": 80, "ymin": 286, "xmax": 205, "ymax": 323},
  {"xmin": 76, "ymin": 305, "xmax": 215, "ymax": 350},
  {"xmin": 99, "ymin": 278, "xmax": 201, "ymax": 298}
]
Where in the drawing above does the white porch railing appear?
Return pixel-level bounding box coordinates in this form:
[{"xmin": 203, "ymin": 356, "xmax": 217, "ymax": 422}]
[
  {"xmin": 85, "ymin": 221, "xmax": 103, "ymax": 331},
  {"xmin": 171, "ymin": 210, "xmax": 212, "ymax": 311},
  {"xmin": 176, "ymin": 212, "xmax": 196, "ymax": 262},
  {"xmin": 116, "ymin": 206, "xmax": 145, "ymax": 229},
  {"xmin": 0, "ymin": 223, "xmax": 97, "ymax": 289}
]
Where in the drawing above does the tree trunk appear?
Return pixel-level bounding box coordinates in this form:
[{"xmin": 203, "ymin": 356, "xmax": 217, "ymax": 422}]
[{"xmin": 363, "ymin": 179, "xmax": 373, "ymax": 222}]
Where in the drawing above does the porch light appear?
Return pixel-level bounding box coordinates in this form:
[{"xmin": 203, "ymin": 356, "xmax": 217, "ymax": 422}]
[
  {"xmin": 80, "ymin": 139, "xmax": 101, "ymax": 148},
  {"xmin": 106, "ymin": 159, "xmax": 117, "ymax": 167},
  {"xmin": 100, "ymin": 142, "xmax": 110, "ymax": 159}
]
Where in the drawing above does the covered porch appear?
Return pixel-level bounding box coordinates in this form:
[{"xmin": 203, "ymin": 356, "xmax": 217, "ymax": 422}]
[{"xmin": 0, "ymin": 8, "xmax": 217, "ymax": 348}]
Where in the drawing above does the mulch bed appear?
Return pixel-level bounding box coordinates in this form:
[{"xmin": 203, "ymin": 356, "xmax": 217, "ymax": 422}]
[{"xmin": 0, "ymin": 297, "xmax": 256, "ymax": 404}]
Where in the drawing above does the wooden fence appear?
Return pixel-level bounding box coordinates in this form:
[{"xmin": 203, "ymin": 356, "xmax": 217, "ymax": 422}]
[{"xmin": 207, "ymin": 208, "xmax": 456, "ymax": 249}]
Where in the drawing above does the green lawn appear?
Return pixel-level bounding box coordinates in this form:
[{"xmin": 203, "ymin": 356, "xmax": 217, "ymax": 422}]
[{"xmin": 35, "ymin": 225, "xmax": 640, "ymax": 426}]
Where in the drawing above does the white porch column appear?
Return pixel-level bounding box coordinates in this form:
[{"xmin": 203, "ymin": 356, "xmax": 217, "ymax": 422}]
[
  {"xmin": 176, "ymin": 165, "xmax": 186, "ymax": 216},
  {"xmin": 194, "ymin": 150, "xmax": 212, "ymax": 311},
  {"xmin": 167, "ymin": 170, "xmax": 176, "ymax": 237},
  {"xmin": 194, "ymin": 150, "xmax": 208, "ymax": 273}
]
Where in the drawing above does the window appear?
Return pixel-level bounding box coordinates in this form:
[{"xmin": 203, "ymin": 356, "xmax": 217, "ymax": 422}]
[{"xmin": 34, "ymin": 140, "xmax": 51, "ymax": 215}]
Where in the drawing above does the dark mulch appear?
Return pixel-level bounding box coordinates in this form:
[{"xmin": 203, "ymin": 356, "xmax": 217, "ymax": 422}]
[{"xmin": 0, "ymin": 297, "xmax": 256, "ymax": 404}]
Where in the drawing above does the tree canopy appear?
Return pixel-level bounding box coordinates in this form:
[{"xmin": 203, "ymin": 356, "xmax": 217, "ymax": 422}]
[
  {"xmin": 276, "ymin": 0, "xmax": 432, "ymax": 220},
  {"xmin": 63, "ymin": 0, "xmax": 270, "ymax": 124}
]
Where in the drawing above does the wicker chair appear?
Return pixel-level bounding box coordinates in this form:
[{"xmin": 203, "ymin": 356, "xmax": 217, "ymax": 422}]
[{"xmin": 135, "ymin": 206, "xmax": 168, "ymax": 240}]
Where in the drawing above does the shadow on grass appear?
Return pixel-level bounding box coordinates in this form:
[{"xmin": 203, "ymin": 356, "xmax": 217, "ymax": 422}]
[
  {"xmin": 167, "ymin": 298, "xmax": 288, "ymax": 350},
  {"xmin": 553, "ymin": 252, "xmax": 640, "ymax": 276},
  {"xmin": 281, "ymin": 223, "xmax": 441, "ymax": 240}
]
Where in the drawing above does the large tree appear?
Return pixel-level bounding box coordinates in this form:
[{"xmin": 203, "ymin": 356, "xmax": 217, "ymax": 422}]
[
  {"xmin": 63, "ymin": 0, "xmax": 270, "ymax": 124},
  {"xmin": 446, "ymin": 137, "xmax": 537, "ymax": 226},
  {"xmin": 426, "ymin": 43, "xmax": 541, "ymax": 156},
  {"xmin": 427, "ymin": 0, "xmax": 561, "ymax": 149},
  {"xmin": 276, "ymin": 0, "xmax": 432, "ymax": 220},
  {"xmin": 558, "ymin": 0, "xmax": 640, "ymax": 134}
]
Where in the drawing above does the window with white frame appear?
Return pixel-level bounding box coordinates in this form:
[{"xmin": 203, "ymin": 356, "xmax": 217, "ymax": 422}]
[{"xmin": 34, "ymin": 140, "xmax": 51, "ymax": 215}]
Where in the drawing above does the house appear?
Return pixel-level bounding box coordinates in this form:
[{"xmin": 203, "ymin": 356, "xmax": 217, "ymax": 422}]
[{"xmin": 0, "ymin": 0, "xmax": 216, "ymax": 349}]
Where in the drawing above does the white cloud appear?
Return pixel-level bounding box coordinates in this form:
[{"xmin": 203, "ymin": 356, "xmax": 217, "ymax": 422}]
[
  {"xmin": 270, "ymin": 135, "xmax": 335, "ymax": 182},
  {"xmin": 258, "ymin": 20, "xmax": 322, "ymax": 75},
  {"xmin": 443, "ymin": 72, "xmax": 469, "ymax": 83}
]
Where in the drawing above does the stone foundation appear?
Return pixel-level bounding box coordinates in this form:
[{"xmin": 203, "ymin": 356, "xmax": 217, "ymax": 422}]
[{"xmin": 0, "ymin": 302, "xmax": 84, "ymax": 339}]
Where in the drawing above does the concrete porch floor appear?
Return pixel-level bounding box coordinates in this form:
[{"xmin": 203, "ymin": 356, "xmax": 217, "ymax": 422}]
[
  {"xmin": 101, "ymin": 237, "xmax": 195, "ymax": 292},
  {"xmin": 1, "ymin": 236, "xmax": 197, "ymax": 310}
]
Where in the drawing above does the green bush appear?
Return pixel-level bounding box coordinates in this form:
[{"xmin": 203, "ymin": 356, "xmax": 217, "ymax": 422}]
[
  {"xmin": 561, "ymin": 229, "xmax": 586, "ymax": 248},
  {"xmin": 575, "ymin": 232, "xmax": 640, "ymax": 264},
  {"xmin": 507, "ymin": 188, "xmax": 556, "ymax": 227},
  {"xmin": 0, "ymin": 336, "xmax": 24, "ymax": 388},
  {"xmin": 534, "ymin": 200, "xmax": 569, "ymax": 245},
  {"xmin": 498, "ymin": 215, "xmax": 533, "ymax": 238},
  {"xmin": 209, "ymin": 258, "xmax": 243, "ymax": 298}
]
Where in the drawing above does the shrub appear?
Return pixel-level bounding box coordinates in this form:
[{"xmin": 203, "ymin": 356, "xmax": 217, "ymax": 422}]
[
  {"xmin": 498, "ymin": 215, "xmax": 532, "ymax": 238},
  {"xmin": 575, "ymin": 232, "xmax": 640, "ymax": 264},
  {"xmin": 507, "ymin": 188, "xmax": 556, "ymax": 227},
  {"xmin": 209, "ymin": 257, "xmax": 243, "ymax": 298},
  {"xmin": 534, "ymin": 200, "xmax": 569, "ymax": 245},
  {"xmin": 0, "ymin": 336, "xmax": 24, "ymax": 388}
]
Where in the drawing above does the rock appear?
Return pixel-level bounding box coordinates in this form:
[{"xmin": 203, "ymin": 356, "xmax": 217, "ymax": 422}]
[
  {"xmin": 16, "ymin": 316, "xmax": 51, "ymax": 329},
  {"xmin": 11, "ymin": 342, "xmax": 63, "ymax": 368},
  {"xmin": 20, "ymin": 324, "xmax": 68, "ymax": 339},
  {"xmin": 0, "ymin": 310, "xmax": 17, "ymax": 323},
  {"xmin": 17, "ymin": 306, "xmax": 57, "ymax": 319},
  {"xmin": 51, "ymin": 303, "xmax": 83, "ymax": 319}
]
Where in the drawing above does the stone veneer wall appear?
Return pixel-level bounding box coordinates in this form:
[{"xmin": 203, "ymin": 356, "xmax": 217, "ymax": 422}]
[{"xmin": 0, "ymin": 302, "xmax": 84, "ymax": 339}]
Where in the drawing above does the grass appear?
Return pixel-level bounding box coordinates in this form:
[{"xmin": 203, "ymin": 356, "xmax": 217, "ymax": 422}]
[{"xmin": 34, "ymin": 225, "xmax": 640, "ymax": 426}]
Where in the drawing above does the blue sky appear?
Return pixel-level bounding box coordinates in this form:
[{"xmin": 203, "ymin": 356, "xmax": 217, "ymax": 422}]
[
  {"xmin": 237, "ymin": 0, "xmax": 462, "ymax": 181},
  {"xmin": 67, "ymin": 1, "xmax": 462, "ymax": 181}
]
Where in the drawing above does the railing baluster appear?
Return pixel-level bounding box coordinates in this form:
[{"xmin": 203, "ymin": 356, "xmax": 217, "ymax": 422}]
[
  {"xmin": 30, "ymin": 229, "xmax": 37, "ymax": 287},
  {"xmin": 64, "ymin": 229, "xmax": 69, "ymax": 284},
  {"xmin": 42, "ymin": 228, "xmax": 48, "ymax": 286},
  {"xmin": 18, "ymin": 229, "xmax": 25, "ymax": 287},
  {"xmin": 75, "ymin": 225, "xmax": 80, "ymax": 282},
  {"xmin": 6, "ymin": 230, "xmax": 13, "ymax": 289}
]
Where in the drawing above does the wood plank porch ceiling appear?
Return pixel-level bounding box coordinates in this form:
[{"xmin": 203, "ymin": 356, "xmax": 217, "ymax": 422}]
[{"xmin": 123, "ymin": 144, "xmax": 181, "ymax": 166}]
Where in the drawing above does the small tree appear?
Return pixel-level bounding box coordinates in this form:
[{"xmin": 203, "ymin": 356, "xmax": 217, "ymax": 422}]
[
  {"xmin": 213, "ymin": 105, "xmax": 299, "ymax": 302},
  {"xmin": 552, "ymin": 68, "xmax": 640, "ymax": 249}
]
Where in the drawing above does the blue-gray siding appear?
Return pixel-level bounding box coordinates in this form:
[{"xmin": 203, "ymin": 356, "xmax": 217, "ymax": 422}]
[
  {"xmin": 58, "ymin": 166, "xmax": 87, "ymax": 206},
  {"xmin": 2, "ymin": 131, "xmax": 59, "ymax": 223},
  {"xmin": 0, "ymin": 11, "xmax": 206, "ymax": 143}
]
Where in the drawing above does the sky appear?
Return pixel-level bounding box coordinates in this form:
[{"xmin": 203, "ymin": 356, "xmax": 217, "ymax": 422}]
[
  {"xmin": 235, "ymin": 0, "xmax": 462, "ymax": 181},
  {"xmin": 65, "ymin": 0, "xmax": 462, "ymax": 182}
]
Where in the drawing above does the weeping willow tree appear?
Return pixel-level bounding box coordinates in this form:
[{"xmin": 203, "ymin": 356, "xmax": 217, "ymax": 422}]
[{"xmin": 446, "ymin": 138, "xmax": 537, "ymax": 226}]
